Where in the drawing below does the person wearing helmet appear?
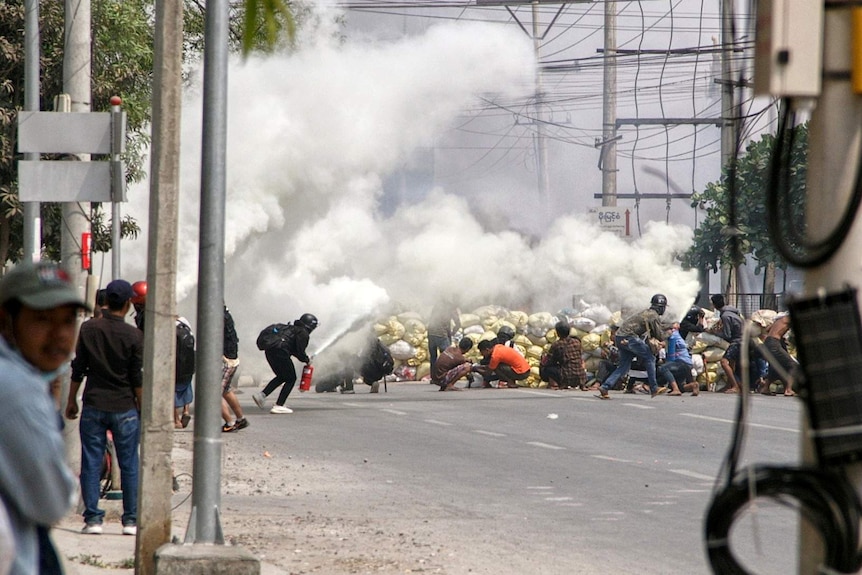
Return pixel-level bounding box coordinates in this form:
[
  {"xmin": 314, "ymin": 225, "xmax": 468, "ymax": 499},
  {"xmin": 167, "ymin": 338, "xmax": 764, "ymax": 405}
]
[
  {"xmin": 679, "ymin": 305, "xmax": 706, "ymax": 340},
  {"xmin": 252, "ymin": 313, "xmax": 317, "ymax": 414},
  {"xmin": 596, "ymin": 294, "xmax": 669, "ymax": 399},
  {"xmin": 130, "ymin": 281, "xmax": 147, "ymax": 331}
]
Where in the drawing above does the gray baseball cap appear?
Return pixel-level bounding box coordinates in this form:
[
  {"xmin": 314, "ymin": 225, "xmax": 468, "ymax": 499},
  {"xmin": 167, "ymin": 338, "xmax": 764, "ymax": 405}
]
[{"xmin": 0, "ymin": 262, "xmax": 89, "ymax": 311}]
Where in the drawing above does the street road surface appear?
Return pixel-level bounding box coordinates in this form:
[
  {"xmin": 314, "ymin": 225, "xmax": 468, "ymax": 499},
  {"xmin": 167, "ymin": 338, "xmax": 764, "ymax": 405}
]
[{"xmin": 179, "ymin": 383, "xmax": 803, "ymax": 574}]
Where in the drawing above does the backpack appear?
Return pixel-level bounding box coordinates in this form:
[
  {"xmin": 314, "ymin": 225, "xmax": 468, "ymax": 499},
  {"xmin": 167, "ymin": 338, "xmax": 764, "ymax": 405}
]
[
  {"xmin": 176, "ymin": 321, "xmax": 196, "ymax": 382},
  {"xmin": 256, "ymin": 323, "xmax": 294, "ymax": 351},
  {"xmin": 371, "ymin": 339, "xmax": 394, "ymax": 375}
]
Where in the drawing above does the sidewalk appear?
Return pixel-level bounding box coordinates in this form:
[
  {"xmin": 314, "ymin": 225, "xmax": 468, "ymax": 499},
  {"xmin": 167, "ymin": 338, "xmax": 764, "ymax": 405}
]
[{"xmin": 52, "ymin": 442, "xmax": 287, "ymax": 575}]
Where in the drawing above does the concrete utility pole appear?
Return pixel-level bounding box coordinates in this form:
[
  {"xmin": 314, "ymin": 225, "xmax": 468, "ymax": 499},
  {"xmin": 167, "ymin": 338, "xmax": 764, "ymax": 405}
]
[
  {"xmin": 531, "ymin": 0, "xmax": 550, "ymax": 215},
  {"xmin": 153, "ymin": 0, "xmax": 257, "ymax": 571},
  {"xmin": 136, "ymin": 0, "xmax": 183, "ymax": 571},
  {"xmin": 720, "ymin": 0, "xmax": 739, "ymax": 301},
  {"xmin": 799, "ymin": 11, "xmax": 862, "ymax": 575},
  {"xmin": 600, "ymin": 0, "xmax": 617, "ymax": 207},
  {"xmin": 23, "ymin": 0, "xmax": 40, "ymax": 262},
  {"xmin": 62, "ymin": 0, "xmax": 91, "ymax": 282}
]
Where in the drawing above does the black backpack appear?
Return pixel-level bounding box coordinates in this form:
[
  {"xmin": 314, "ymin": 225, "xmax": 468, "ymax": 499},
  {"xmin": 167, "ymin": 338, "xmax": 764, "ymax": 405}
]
[
  {"xmin": 372, "ymin": 339, "xmax": 394, "ymax": 375},
  {"xmin": 256, "ymin": 323, "xmax": 294, "ymax": 351},
  {"xmin": 176, "ymin": 321, "xmax": 196, "ymax": 382}
]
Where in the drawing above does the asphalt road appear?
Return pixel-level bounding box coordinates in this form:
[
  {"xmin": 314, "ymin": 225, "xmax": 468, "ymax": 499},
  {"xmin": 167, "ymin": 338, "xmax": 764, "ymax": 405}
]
[{"xmin": 221, "ymin": 383, "xmax": 803, "ymax": 574}]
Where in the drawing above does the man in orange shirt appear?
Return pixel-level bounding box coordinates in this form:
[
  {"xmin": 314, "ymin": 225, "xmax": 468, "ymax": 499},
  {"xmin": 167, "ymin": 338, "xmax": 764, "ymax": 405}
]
[{"xmin": 477, "ymin": 339, "xmax": 531, "ymax": 388}]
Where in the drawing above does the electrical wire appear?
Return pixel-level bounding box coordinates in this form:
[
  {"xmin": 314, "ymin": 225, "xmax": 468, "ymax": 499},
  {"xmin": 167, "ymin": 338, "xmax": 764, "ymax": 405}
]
[{"xmin": 766, "ymin": 98, "xmax": 862, "ymax": 268}]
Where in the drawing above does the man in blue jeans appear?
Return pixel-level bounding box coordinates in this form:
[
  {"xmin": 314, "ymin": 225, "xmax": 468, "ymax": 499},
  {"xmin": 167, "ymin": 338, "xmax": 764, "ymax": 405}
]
[
  {"xmin": 597, "ymin": 294, "xmax": 669, "ymax": 399},
  {"xmin": 66, "ymin": 279, "xmax": 144, "ymax": 536}
]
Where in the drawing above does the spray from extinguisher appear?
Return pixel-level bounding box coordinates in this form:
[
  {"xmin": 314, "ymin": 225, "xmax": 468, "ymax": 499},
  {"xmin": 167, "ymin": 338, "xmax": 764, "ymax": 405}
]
[{"xmin": 299, "ymin": 357, "xmax": 314, "ymax": 392}]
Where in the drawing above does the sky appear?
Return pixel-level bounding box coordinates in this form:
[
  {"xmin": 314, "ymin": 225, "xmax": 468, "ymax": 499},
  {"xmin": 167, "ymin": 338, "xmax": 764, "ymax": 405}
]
[{"xmin": 112, "ymin": 1, "xmax": 729, "ymax": 379}]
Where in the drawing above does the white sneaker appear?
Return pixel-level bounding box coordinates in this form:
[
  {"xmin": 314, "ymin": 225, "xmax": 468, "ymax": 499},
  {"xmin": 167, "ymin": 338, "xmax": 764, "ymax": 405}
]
[
  {"xmin": 270, "ymin": 405, "xmax": 293, "ymax": 414},
  {"xmin": 252, "ymin": 391, "xmax": 266, "ymax": 410},
  {"xmin": 81, "ymin": 523, "xmax": 102, "ymax": 535},
  {"xmin": 122, "ymin": 525, "xmax": 137, "ymax": 536},
  {"xmin": 369, "ymin": 381, "xmax": 380, "ymax": 394}
]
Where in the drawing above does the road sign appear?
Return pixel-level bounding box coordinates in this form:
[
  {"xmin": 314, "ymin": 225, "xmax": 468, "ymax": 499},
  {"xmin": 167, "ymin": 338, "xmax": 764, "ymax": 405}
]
[
  {"xmin": 17, "ymin": 109, "xmax": 126, "ymax": 202},
  {"xmin": 589, "ymin": 207, "xmax": 629, "ymax": 237}
]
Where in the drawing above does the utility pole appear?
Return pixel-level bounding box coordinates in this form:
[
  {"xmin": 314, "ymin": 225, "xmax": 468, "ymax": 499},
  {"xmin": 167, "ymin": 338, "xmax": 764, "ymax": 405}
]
[
  {"xmin": 600, "ymin": 0, "xmax": 617, "ymax": 207},
  {"xmin": 799, "ymin": 10, "xmax": 862, "ymax": 574},
  {"xmin": 531, "ymin": 0, "xmax": 550, "ymax": 215},
  {"xmin": 62, "ymin": 0, "xmax": 91, "ymax": 282},
  {"xmin": 720, "ymin": 0, "xmax": 739, "ymax": 302},
  {"xmin": 136, "ymin": 0, "xmax": 183, "ymax": 571}
]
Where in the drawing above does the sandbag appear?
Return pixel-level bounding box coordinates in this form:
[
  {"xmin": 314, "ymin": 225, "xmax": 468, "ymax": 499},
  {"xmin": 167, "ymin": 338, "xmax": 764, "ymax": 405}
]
[
  {"xmin": 581, "ymin": 333, "xmax": 602, "ymax": 353},
  {"xmin": 571, "ymin": 317, "xmax": 596, "ymax": 332},
  {"xmin": 389, "ymin": 340, "xmax": 416, "ymax": 361}
]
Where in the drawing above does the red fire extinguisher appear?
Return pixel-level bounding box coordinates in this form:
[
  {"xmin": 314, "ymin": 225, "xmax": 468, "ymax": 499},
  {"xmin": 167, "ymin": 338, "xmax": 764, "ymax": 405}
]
[{"xmin": 299, "ymin": 362, "xmax": 314, "ymax": 392}]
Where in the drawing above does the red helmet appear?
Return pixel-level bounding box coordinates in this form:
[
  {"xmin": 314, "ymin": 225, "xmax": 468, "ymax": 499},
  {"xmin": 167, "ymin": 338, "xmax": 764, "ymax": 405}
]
[{"xmin": 131, "ymin": 281, "xmax": 147, "ymax": 305}]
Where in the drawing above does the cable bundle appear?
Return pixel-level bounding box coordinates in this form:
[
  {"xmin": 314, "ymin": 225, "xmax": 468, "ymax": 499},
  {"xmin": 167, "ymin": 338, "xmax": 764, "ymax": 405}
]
[{"xmin": 705, "ymin": 465, "xmax": 862, "ymax": 575}]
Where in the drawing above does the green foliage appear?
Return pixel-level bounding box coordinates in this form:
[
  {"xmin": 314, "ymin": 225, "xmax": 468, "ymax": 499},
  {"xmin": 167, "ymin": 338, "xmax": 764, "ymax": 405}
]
[
  {"xmin": 681, "ymin": 125, "xmax": 808, "ymax": 274},
  {"xmin": 241, "ymin": 0, "xmax": 297, "ymax": 56}
]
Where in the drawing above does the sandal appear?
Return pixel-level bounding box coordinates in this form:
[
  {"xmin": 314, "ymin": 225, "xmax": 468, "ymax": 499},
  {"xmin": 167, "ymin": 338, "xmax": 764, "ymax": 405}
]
[{"xmin": 181, "ymin": 414, "xmax": 191, "ymax": 428}]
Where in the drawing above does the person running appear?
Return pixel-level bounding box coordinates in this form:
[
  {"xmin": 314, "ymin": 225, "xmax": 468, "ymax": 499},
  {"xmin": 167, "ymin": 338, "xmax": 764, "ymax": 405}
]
[
  {"xmin": 597, "ymin": 294, "xmax": 669, "ymax": 399},
  {"xmin": 253, "ymin": 313, "xmax": 317, "ymax": 414},
  {"xmin": 221, "ymin": 304, "xmax": 248, "ymax": 431}
]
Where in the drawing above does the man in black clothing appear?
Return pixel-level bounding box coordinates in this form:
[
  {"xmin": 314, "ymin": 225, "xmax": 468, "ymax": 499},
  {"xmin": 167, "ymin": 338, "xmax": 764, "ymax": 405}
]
[
  {"xmin": 252, "ymin": 313, "xmax": 317, "ymax": 414},
  {"xmin": 221, "ymin": 305, "xmax": 248, "ymax": 431},
  {"xmin": 66, "ymin": 279, "xmax": 144, "ymax": 536}
]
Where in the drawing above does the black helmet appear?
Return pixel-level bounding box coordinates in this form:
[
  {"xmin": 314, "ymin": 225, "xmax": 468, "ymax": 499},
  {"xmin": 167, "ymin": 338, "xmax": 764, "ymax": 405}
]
[
  {"xmin": 497, "ymin": 325, "xmax": 515, "ymax": 342},
  {"xmin": 651, "ymin": 294, "xmax": 668, "ymax": 307},
  {"xmin": 298, "ymin": 313, "xmax": 318, "ymax": 331}
]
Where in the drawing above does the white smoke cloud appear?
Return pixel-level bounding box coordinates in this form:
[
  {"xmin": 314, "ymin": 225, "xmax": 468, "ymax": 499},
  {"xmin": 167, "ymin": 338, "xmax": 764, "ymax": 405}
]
[{"xmin": 122, "ymin": 5, "xmax": 699, "ymax": 381}]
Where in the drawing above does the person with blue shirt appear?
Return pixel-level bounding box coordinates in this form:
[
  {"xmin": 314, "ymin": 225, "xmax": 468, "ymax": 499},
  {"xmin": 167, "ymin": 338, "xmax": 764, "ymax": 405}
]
[
  {"xmin": 0, "ymin": 262, "xmax": 84, "ymax": 574},
  {"xmin": 659, "ymin": 321, "xmax": 699, "ymax": 396}
]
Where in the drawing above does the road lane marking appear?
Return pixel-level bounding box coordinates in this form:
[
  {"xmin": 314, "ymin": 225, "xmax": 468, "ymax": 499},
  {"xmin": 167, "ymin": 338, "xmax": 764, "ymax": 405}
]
[
  {"xmin": 424, "ymin": 419, "xmax": 453, "ymax": 426},
  {"xmin": 544, "ymin": 497, "xmax": 574, "ymax": 502},
  {"xmin": 526, "ymin": 441, "xmax": 565, "ymax": 450},
  {"xmin": 681, "ymin": 413, "xmax": 798, "ymax": 433},
  {"xmin": 669, "ymin": 469, "xmax": 714, "ymax": 481},
  {"xmin": 592, "ymin": 455, "xmax": 633, "ymax": 463},
  {"xmin": 526, "ymin": 486, "xmax": 554, "ymax": 490},
  {"xmin": 381, "ymin": 408, "xmax": 407, "ymax": 416},
  {"xmin": 624, "ymin": 403, "xmax": 654, "ymax": 410},
  {"xmin": 473, "ymin": 430, "xmax": 506, "ymax": 437}
]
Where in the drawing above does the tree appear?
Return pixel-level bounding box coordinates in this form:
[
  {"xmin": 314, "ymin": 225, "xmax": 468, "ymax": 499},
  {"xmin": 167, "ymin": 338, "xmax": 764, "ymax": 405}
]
[
  {"xmin": 0, "ymin": 0, "xmax": 302, "ymax": 268},
  {"xmin": 681, "ymin": 125, "xmax": 808, "ymax": 293}
]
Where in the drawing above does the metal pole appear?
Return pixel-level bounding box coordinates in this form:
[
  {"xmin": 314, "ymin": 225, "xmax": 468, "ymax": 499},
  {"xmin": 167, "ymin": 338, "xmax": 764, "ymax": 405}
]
[
  {"xmin": 23, "ymin": 0, "xmax": 41, "ymax": 262},
  {"xmin": 188, "ymin": 0, "xmax": 228, "ymax": 545},
  {"xmin": 720, "ymin": 0, "xmax": 738, "ymax": 298},
  {"xmin": 531, "ymin": 0, "xmax": 549, "ymax": 215},
  {"xmin": 110, "ymin": 96, "xmax": 125, "ymax": 279},
  {"xmin": 601, "ymin": 0, "xmax": 617, "ymax": 207}
]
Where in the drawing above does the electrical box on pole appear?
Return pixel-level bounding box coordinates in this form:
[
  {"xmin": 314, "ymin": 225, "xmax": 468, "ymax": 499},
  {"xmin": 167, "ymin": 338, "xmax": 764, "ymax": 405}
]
[{"xmin": 754, "ymin": 0, "xmax": 824, "ymax": 97}]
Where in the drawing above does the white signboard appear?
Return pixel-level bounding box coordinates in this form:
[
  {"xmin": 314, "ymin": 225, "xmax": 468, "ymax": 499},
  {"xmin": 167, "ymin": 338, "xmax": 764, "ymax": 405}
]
[{"xmin": 589, "ymin": 207, "xmax": 628, "ymax": 237}]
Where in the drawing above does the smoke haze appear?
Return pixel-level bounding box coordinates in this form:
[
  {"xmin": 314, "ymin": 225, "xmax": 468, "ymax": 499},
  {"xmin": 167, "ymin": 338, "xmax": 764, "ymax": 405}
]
[{"xmin": 120, "ymin": 5, "xmax": 699, "ymax": 379}]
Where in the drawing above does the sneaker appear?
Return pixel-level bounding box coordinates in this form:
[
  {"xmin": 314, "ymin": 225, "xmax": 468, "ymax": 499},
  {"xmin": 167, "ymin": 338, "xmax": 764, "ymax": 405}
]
[
  {"xmin": 369, "ymin": 381, "xmax": 380, "ymax": 394},
  {"xmin": 270, "ymin": 405, "xmax": 293, "ymax": 414},
  {"xmin": 252, "ymin": 391, "xmax": 266, "ymax": 410},
  {"xmin": 122, "ymin": 524, "xmax": 137, "ymax": 536},
  {"xmin": 222, "ymin": 422, "xmax": 237, "ymax": 432},
  {"xmin": 337, "ymin": 385, "xmax": 355, "ymax": 394},
  {"xmin": 234, "ymin": 417, "xmax": 249, "ymax": 430},
  {"xmin": 82, "ymin": 523, "xmax": 102, "ymax": 535}
]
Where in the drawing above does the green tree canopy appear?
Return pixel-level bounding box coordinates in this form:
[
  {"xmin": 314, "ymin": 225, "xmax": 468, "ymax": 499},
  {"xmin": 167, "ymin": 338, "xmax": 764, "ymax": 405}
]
[
  {"xmin": 0, "ymin": 0, "xmax": 300, "ymax": 266},
  {"xmin": 681, "ymin": 124, "xmax": 808, "ymax": 275}
]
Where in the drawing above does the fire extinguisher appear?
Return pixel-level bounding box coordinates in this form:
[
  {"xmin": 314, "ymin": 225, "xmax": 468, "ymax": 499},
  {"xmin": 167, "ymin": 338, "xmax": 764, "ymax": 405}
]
[{"xmin": 299, "ymin": 361, "xmax": 314, "ymax": 392}]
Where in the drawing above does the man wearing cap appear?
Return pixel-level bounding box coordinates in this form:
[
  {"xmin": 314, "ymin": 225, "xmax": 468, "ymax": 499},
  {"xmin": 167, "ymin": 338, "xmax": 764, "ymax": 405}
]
[
  {"xmin": 66, "ymin": 279, "xmax": 144, "ymax": 536},
  {"xmin": 0, "ymin": 262, "xmax": 85, "ymax": 574}
]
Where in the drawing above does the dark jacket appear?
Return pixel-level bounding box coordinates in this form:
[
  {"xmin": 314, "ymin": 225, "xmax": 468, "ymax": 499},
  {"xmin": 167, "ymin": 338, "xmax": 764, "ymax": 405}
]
[{"xmin": 224, "ymin": 306, "xmax": 239, "ymax": 359}]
